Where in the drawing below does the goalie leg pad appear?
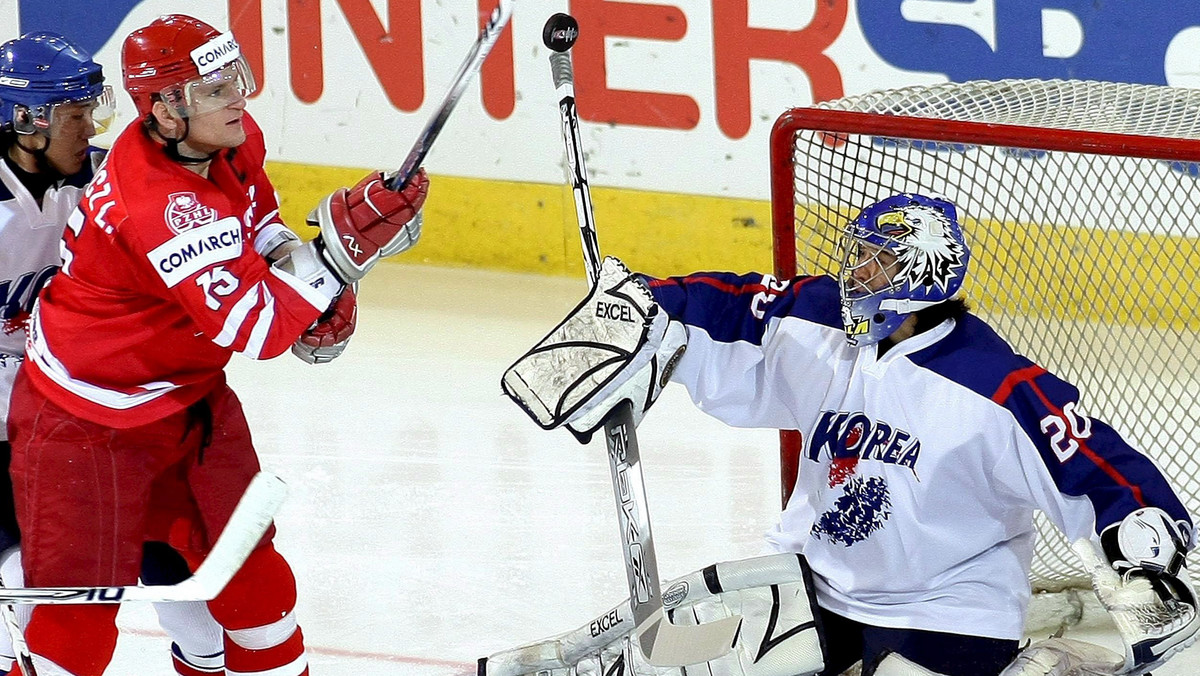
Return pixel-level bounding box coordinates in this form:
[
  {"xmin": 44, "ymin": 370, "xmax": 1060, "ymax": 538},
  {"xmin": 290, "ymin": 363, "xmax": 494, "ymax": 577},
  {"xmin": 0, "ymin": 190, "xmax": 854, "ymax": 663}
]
[
  {"xmin": 501, "ymin": 257, "xmax": 686, "ymax": 441},
  {"xmin": 871, "ymin": 652, "xmax": 949, "ymax": 676},
  {"xmin": 479, "ymin": 553, "xmax": 824, "ymax": 676},
  {"xmin": 673, "ymin": 556, "xmax": 824, "ymax": 676},
  {"xmin": 996, "ymin": 638, "xmax": 1123, "ymax": 676}
]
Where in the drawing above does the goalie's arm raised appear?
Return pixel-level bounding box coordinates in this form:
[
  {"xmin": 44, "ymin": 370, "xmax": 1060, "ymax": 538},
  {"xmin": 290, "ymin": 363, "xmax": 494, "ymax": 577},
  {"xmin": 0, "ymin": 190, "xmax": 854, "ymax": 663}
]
[{"xmin": 501, "ymin": 260, "xmax": 843, "ymax": 440}]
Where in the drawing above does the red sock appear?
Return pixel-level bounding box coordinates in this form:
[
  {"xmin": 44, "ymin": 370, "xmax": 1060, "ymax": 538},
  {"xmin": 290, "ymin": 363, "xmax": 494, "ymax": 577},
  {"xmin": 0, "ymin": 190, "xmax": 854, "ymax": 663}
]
[
  {"xmin": 209, "ymin": 545, "xmax": 308, "ymax": 676},
  {"xmin": 224, "ymin": 626, "xmax": 307, "ymax": 675}
]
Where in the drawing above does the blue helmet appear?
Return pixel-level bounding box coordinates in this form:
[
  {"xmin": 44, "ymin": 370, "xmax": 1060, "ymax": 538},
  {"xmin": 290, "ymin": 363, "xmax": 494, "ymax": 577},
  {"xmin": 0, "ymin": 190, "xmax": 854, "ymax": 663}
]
[
  {"xmin": 0, "ymin": 31, "xmax": 114, "ymax": 135},
  {"xmin": 839, "ymin": 193, "xmax": 970, "ymax": 346}
]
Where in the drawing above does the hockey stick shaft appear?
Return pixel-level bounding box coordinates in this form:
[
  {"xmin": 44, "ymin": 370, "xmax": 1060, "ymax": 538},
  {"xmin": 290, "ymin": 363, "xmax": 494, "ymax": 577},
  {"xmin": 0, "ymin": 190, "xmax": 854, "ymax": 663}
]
[
  {"xmin": 548, "ymin": 54, "xmax": 602, "ymax": 283},
  {"xmin": 0, "ymin": 603, "xmax": 34, "ymax": 675},
  {"xmin": 384, "ymin": 0, "xmax": 514, "ymax": 191},
  {"xmin": 547, "ymin": 30, "xmax": 740, "ymax": 668},
  {"xmin": 0, "ymin": 550, "xmax": 35, "ymax": 672},
  {"xmin": 0, "ymin": 472, "xmax": 287, "ymax": 605}
]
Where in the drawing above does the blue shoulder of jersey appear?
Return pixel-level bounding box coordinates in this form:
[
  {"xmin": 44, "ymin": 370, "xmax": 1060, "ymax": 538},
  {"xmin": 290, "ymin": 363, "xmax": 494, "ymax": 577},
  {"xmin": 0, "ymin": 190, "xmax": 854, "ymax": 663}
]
[
  {"xmin": 643, "ymin": 271, "xmax": 841, "ymax": 346},
  {"xmin": 906, "ymin": 314, "xmax": 1030, "ymax": 399},
  {"xmin": 909, "ymin": 314, "xmax": 1190, "ymax": 530}
]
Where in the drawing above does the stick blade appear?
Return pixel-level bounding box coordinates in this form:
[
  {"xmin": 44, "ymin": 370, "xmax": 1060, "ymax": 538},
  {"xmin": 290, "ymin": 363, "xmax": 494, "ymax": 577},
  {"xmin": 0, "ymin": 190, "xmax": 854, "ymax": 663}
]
[{"xmin": 637, "ymin": 610, "xmax": 742, "ymax": 666}]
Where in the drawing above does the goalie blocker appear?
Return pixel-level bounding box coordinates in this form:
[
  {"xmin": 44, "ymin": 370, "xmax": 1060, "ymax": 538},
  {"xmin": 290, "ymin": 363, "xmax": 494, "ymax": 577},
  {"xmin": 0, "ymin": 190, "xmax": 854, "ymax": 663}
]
[
  {"xmin": 502, "ymin": 257, "xmax": 686, "ymax": 443},
  {"xmin": 479, "ymin": 553, "xmax": 825, "ymax": 676}
]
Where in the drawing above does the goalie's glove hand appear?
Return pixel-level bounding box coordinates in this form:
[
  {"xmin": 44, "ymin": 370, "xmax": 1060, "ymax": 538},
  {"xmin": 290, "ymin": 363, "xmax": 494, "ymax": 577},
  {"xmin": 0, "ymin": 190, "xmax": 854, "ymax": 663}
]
[
  {"xmin": 292, "ymin": 284, "xmax": 357, "ymax": 364},
  {"xmin": 309, "ymin": 169, "xmax": 429, "ymax": 283},
  {"xmin": 1074, "ymin": 512, "xmax": 1200, "ymax": 675},
  {"xmin": 1101, "ymin": 506, "xmax": 1190, "ymax": 578},
  {"xmin": 501, "ymin": 257, "xmax": 687, "ymax": 444}
]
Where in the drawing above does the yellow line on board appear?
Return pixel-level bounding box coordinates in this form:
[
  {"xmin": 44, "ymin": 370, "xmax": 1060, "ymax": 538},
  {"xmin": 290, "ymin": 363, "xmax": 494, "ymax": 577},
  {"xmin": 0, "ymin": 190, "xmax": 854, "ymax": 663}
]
[
  {"xmin": 270, "ymin": 161, "xmax": 1198, "ymax": 330},
  {"xmin": 267, "ymin": 160, "xmax": 775, "ymax": 280}
]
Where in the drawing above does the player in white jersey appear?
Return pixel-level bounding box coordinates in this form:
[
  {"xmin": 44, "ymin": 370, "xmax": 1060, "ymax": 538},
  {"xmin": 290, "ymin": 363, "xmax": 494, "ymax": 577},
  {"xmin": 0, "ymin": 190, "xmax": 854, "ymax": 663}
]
[
  {"xmin": 0, "ymin": 32, "xmax": 226, "ymax": 676},
  {"xmin": 501, "ymin": 193, "xmax": 1198, "ymax": 676}
]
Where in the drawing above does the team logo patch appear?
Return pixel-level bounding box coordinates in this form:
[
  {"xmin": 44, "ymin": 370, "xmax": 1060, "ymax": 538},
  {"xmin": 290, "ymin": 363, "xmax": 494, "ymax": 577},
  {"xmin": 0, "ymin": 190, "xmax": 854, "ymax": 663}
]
[
  {"xmin": 811, "ymin": 476, "xmax": 892, "ymax": 546},
  {"xmin": 876, "ymin": 204, "xmax": 967, "ymax": 292},
  {"xmin": 164, "ymin": 192, "xmax": 218, "ymax": 234},
  {"xmin": 804, "ymin": 410, "xmax": 919, "ymax": 546}
]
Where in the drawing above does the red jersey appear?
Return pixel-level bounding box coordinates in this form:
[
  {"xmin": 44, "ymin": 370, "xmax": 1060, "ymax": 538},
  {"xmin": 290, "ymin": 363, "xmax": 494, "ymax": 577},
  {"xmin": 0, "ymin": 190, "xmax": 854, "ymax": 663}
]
[{"xmin": 24, "ymin": 114, "xmax": 328, "ymax": 427}]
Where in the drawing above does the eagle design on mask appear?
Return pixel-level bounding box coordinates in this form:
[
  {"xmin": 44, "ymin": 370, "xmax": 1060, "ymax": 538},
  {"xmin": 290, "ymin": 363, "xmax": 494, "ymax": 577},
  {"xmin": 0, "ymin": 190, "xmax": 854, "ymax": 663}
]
[{"xmin": 876, "ymin": 205, "xmax": 967, "ymax": 293}]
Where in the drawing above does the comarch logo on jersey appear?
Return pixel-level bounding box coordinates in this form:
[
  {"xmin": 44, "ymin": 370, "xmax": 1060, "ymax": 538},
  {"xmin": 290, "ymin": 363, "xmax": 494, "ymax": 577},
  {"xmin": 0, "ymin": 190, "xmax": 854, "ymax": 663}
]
[{"xmin": 148, "ymin": 217, "xmax": 243, "ymax": 288}]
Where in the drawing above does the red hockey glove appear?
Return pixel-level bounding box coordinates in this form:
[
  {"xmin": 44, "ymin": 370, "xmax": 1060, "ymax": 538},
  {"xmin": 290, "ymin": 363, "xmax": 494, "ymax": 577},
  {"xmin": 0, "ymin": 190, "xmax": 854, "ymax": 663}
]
[
  {"xmin": 312, "ymin": 169, "xmax": 429, "ymax": 282},
  {"xmin": 292, "ymin": 285, "xmax": 358, "ymax": 364}
]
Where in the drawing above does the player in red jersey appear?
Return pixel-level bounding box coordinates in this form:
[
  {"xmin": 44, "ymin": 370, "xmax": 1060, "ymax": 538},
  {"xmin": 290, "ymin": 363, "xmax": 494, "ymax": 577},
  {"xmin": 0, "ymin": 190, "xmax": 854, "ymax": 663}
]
[{"xmin": 7, "ymin": 15, "xmax": 428, "ymax": 676}]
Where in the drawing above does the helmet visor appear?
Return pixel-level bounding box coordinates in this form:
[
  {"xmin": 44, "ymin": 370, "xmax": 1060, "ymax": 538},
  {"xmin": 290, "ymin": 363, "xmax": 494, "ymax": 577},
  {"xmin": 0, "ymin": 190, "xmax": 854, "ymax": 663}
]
[
  {"xmin": 161, "ymin": 58, "xmax": 256, "ymax": 118},
  {"xmin": 14, "ymin": 85, "xmax": 116, "ymax": 137}
]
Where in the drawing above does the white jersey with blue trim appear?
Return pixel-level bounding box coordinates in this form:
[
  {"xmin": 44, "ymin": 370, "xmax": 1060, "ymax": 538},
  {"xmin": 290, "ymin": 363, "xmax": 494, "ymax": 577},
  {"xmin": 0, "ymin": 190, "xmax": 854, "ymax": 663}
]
[
  {"xmin": 644, "ymin": 271, "xmax": 1191, "ymax": 641},
  {"xmin": 0, "ymin": 149, "xmax": 102, "ymax": 440}
]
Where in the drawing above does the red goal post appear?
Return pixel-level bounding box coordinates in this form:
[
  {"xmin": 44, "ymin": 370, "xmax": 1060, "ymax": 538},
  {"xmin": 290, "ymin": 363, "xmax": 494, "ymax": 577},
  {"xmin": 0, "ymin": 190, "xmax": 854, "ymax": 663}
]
[{"xmin": 769, "ymin": 79, "xmax": 1200, "ymax": 590}]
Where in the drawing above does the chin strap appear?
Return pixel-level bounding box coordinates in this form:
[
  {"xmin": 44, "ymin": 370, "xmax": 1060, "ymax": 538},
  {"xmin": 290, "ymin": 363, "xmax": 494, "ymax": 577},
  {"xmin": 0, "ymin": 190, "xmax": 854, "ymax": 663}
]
[
  {"xmin": 147, "ymin": 116, "xmax": 219, "ymax": 165},
  {"xmin": 10, "ymin": 135, "xmax": 65, "ymax": 182}
]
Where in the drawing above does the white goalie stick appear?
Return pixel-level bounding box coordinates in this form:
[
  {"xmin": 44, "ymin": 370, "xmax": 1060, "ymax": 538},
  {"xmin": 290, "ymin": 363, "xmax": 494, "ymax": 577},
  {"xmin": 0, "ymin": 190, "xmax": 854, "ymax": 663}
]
[
  {"xmin": 383, "ymin": 0, "xmax": 515, "ymax": 190},
  {"xmin": 541, "ymin": 13, "xmax": 742, "ymax": 667},
  {"xmin": 0, "ymin": 472, "xmax": 286, "ymax": 605}
]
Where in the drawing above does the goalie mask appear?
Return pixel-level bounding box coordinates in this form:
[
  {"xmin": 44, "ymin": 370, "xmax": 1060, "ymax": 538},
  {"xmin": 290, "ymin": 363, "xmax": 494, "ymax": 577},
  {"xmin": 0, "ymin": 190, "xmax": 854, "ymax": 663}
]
[{"xmin": 839, "ymin": 193, "xmax": 970, "ymax": 346}]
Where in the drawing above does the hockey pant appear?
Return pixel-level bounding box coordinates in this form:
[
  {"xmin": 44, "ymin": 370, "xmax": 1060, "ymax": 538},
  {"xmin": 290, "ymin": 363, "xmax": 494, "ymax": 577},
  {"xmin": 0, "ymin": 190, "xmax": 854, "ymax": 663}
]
[
  {"xmin": 6, "ymin": 370, "xmax": 309, "ymax": 676},
  {"xmin": 816, "ymin": 607, "xmax": 1019, "ymax": 676}
]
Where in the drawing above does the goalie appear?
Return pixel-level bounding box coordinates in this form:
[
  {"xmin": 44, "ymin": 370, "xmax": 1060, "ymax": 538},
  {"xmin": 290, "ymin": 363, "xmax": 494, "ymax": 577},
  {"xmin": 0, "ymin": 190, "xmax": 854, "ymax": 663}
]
[{"xmin": 498, "ymin": 193, "xmax": 1198, "ymax": 676}]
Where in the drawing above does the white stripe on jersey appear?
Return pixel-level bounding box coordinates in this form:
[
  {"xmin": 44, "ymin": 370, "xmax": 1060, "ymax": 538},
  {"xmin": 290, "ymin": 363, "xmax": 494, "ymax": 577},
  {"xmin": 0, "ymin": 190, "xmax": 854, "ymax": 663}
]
[
  {"xmin": 241, "ymin": 284, "xmax": 276, "ymax": 359},
  {"xmin": 26, "ymin": 308, "xmax": 178, "ymax": 410},
  {"xmin": 214, "ymin": 282, "xmax": 262, "ymax": 348}
]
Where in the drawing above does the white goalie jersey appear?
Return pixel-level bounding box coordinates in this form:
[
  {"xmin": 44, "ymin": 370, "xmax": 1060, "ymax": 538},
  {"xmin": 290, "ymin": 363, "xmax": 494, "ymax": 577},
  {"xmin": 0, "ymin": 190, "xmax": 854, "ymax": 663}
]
[
  {"xmin": 640, "ymin": 271, "xmax": 1192, "ymax": 642},
  {"xmin": 0, "ymin": 149, "xmax": 103, "ymax": 440}
]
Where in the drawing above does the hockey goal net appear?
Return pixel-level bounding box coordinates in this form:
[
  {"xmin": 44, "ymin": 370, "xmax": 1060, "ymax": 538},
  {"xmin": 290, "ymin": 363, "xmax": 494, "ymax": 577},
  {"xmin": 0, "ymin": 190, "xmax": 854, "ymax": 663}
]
[{"xmin": 770, "ymin": 79, "xmax": 1200, "ymax": 591}]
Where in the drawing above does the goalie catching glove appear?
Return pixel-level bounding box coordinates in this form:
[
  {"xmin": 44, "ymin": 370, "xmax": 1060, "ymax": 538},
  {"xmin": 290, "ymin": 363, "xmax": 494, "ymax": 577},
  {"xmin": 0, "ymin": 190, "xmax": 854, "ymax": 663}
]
[
  {"xmin": 502, "ymin": 257, "xmax": 686, "ymax": 442},
  {"xmin": 479, "ymin": 553, "xmax": 825, "ymax": 676},
  {"xmin": 1072, "ymin": 506, "xmax": 1199, "ymax": 675}
]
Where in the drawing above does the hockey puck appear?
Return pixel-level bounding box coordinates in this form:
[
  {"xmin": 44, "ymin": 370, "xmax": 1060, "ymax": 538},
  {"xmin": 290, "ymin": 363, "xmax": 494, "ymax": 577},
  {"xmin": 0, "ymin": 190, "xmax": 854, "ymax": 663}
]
[{"xmin": 542, "ymin": 13, "xmax": 579, "ymax": 52}]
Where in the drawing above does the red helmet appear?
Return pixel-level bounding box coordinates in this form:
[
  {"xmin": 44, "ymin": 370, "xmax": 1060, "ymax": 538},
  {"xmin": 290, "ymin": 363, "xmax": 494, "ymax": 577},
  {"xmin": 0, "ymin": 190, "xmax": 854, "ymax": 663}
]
[{"xmin": 121, "ymin": 15, "xmax": 255, "ymax": 118}]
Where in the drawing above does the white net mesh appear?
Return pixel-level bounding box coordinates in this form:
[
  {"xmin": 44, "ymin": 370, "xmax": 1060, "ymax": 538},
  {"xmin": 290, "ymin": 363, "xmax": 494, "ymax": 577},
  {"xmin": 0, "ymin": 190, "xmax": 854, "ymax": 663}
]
[{"xmin": 772, "ymin": 78, "xmax": 1200, "ymax": 590}]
